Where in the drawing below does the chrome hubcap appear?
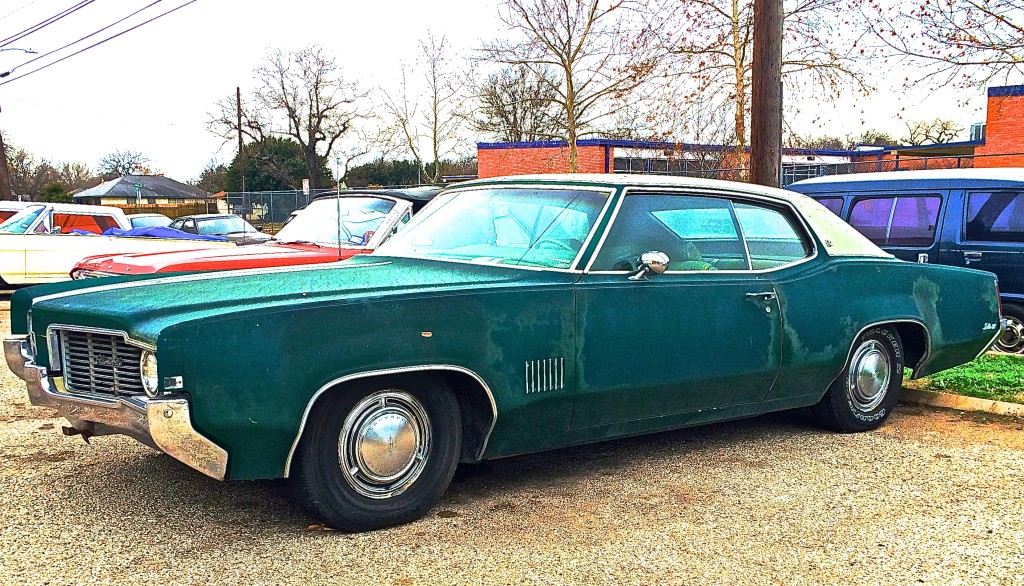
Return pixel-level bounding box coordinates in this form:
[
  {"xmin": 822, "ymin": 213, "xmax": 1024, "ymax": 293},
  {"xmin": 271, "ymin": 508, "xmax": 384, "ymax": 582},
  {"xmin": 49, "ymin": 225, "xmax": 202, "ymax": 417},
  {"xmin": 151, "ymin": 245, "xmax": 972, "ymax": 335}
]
[
  {"xmin": 847, "ymin": 340, "xmax": 891, "ymax": 412},
  {"xmin": 339, "ymin": 391, "xmax": 431, "ymax": 499},
  {"xmin": 995, "ymin": 316, "xmax": 1024, "ymax": 354}
]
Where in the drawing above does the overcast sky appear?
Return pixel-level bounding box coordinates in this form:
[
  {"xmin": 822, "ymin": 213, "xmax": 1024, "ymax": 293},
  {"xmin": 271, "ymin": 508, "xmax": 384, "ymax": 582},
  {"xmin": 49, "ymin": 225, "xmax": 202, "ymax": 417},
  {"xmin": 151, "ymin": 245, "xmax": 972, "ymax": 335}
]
[{"xmin": 0, "ymin": 0, "xmax": 996, "ymax": 182}]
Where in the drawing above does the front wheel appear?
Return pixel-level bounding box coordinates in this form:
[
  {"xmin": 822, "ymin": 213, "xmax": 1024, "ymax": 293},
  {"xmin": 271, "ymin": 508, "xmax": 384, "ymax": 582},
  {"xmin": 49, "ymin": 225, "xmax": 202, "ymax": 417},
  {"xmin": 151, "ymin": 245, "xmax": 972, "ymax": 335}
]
[
  {"xmin": 995, "ymin": 304, "xmax": 1024, "ymax": 354},
  {"xmin": 810, "ymin": 326, "xmax": 904, "ymax": 432},
  {"xmin": 292, "ymin": 376, "xmax": 461, "ymax": 532}
]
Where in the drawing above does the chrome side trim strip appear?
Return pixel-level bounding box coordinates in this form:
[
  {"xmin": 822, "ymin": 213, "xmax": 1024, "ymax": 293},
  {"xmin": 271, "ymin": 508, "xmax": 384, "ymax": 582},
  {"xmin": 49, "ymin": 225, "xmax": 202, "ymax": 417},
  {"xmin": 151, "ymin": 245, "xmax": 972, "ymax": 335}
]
[{"xmin": 282, "ymin": 364, "xmax": 497, "ymax": 477}]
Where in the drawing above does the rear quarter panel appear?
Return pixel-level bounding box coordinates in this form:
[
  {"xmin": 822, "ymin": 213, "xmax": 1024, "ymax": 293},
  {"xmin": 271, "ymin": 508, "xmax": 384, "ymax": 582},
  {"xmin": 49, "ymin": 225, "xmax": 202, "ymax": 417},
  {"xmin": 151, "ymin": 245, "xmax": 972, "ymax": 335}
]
[{"xmin": 770, "ymin": 257, "xmax": 999, "ymax": 402}]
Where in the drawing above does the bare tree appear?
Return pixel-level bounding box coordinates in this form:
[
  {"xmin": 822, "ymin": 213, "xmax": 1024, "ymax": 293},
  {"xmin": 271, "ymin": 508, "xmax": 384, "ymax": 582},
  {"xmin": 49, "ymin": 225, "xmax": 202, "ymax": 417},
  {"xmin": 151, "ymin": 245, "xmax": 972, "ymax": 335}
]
[
  {"xmin": 481, "ymin": 0, "xmax": 669, "ymax": 172},
  {"xmin": 860, "ymin": 0, "xmax": 1024, "ymax": 87},
  {"xmin": 57, "ymin": 162, "xmax": 96, "ymax": 192},
  {"xmin": 903, "ymin": 118, "xmax": 964, "ymax": 145},
  {"xmin": 99, "ymin": 150, "xmax": 149, "ymax": 177},
  {"xmin": 472, "ymin": 65, "xmax": 564, "ymax": 142},
  {"xmin": 668, "ymin": 0, "xmax": 871, "ymax": 149},
  {"xmin": 209, "ymin": 46, "xmax": 365, "ymax": 189},
  {"xmin": 382, "ymin": 32, "xmax": 472, "ymax": 183}
]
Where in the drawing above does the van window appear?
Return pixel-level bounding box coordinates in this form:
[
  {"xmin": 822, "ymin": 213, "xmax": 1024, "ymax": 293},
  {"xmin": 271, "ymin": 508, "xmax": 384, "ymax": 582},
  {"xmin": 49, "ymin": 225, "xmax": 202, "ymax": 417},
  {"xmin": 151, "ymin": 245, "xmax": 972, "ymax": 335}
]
[
  {"xmin": 815, "ymin": 197, "xmax": 844, "ymax": 216},
  {"xmin": 966, "ymin": 191, "xmax": 1024, "ymax": 243},
  {"xmin": 849, "ymin": 195, "xmax": 941, "ymax": 246}
]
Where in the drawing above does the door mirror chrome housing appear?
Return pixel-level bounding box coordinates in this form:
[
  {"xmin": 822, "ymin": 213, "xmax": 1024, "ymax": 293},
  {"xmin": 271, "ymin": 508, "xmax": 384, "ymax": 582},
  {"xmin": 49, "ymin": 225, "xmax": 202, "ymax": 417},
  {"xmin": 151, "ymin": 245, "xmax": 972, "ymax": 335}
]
[{"xmin": 629, "ymin": 251, "xmax": 670, "ymax": 281}]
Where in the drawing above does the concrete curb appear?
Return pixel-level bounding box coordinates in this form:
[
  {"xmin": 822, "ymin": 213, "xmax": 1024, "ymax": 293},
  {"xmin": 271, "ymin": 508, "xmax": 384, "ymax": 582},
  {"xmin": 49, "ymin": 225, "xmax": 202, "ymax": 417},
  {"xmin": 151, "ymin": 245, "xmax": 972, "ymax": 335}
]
[{"xmin": 900, "ymin": 387, "xmax": 1024, "ymax": 417}]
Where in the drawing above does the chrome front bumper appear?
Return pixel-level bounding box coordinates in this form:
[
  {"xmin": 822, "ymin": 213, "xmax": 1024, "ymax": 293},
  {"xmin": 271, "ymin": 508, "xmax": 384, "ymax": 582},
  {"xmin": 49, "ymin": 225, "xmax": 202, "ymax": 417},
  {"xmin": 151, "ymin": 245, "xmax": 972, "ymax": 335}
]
[{"xmin": 4, "ymin": 335, "xmax": 227, "ymax": 480}]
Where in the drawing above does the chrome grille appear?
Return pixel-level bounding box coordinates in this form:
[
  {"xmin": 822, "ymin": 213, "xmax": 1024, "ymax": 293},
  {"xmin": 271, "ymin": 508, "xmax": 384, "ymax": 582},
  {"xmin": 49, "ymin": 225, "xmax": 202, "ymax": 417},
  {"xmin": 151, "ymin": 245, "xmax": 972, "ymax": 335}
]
[{"xmin": 58, "ymin": 330, "xmax": 145, "ymax": 398}]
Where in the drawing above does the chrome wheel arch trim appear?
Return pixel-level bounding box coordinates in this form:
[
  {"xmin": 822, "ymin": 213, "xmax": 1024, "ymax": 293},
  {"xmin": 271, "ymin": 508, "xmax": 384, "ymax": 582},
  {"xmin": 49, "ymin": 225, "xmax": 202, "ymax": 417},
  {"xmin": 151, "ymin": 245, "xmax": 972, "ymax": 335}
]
[
  {"xmin": 836, "ymin": 319, "xmax": 930, "ymax": 385},
  {"xmin": 283, "ymin": 364, "xmax": 497, "ymax": 478}
]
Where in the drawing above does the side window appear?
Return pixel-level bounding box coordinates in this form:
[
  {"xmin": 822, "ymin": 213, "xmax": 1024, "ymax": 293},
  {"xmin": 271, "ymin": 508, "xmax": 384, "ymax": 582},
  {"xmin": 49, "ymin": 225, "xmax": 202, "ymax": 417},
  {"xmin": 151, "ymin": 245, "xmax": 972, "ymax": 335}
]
[
  {"xmin": 888, "ymin": 196, "xmax": 940, "ymax": 246},
  {"xmin": 169, "ymin": 219, "xmax": 183, "ymax": 230},
  {"xmin": 182, "ymin": 219, "xmax": 198, "ymax": 234},
  {"xmin": 849, "ymin": 195, "xmax": 940, "ymax": 246},
  {"xmin": 848, "ymin": 197, "xmax": 892, "ymax": 244},
  {"xmin": 734, "ymin": 203, "xmax": 812, "ymax": 269},
  {"xmin": 815, "ymin": 197, "xmax": 844, "ymax": 216},
  {"xmin": 966, "ymin": 191, "xmax": 1024, "ymax": 242},
  {"xmin": 591, "ymin": 194, "xmax": 747, "ymax": 271}
]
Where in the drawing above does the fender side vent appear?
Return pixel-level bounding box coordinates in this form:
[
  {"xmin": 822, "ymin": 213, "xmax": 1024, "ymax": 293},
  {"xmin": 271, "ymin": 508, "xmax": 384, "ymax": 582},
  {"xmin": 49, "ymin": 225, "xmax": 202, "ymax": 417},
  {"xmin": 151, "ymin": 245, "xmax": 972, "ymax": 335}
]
[{"xmin": 525, "ymin": 358, "xmax": 564, "ymax": 394}]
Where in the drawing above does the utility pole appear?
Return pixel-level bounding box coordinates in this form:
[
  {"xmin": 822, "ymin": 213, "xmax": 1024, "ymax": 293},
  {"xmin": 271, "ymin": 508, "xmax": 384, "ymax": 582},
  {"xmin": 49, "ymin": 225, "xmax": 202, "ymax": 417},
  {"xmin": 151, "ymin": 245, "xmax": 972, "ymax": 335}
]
[
  {"xmin": 236, "ymin": 87, "xmax": 245, "ymax": 195},
  {"xmin": 0, "ymin": 105, "xmax": 13, "ymax": 200},
  {"xmin": 750, "ymin": 0, "xmax": 783, "ymax": 188}
]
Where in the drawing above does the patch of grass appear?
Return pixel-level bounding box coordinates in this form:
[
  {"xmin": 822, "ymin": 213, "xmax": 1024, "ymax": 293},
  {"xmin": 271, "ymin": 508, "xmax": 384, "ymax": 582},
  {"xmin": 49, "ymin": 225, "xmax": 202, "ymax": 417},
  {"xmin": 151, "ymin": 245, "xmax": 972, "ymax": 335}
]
[{"xmin": 904, "ymin": 353, "xmax": 1024, "ymax": 404}]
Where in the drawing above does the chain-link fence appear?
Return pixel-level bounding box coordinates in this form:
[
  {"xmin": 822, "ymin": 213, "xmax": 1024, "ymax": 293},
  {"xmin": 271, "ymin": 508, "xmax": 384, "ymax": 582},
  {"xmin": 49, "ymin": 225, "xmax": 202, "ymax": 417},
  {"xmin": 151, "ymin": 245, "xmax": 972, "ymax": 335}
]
[{"xmin": 221, "ymin": 189, "xmax": 334, "ymax": 234}]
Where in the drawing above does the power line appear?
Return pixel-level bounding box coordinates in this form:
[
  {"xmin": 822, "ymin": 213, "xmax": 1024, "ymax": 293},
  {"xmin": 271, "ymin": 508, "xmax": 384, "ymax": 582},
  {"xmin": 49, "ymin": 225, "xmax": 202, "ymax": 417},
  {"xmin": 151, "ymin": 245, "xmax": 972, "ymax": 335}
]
[
  {"xmin": 2, "ymin": 0, "xmax": 164, "ymax": 77},
  {"xmin": 0, "ymin": 0, "xmax": 98, "ymax": 48},
  {"xmin": 0, "ymin": 0, "xmax": 44, "ymax": 22},
  {"xmin": 0, "ymin": 0, "xmax": 200, "ymax": 87}
]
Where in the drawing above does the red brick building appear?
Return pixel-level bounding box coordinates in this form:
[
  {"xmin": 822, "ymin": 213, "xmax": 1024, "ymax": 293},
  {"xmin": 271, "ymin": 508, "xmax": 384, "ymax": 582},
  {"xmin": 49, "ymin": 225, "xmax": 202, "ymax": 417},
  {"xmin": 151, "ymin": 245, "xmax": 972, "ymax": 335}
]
[{"xmin": 477, "ymin": 84, "xmax": 1024, "ymax": 184}]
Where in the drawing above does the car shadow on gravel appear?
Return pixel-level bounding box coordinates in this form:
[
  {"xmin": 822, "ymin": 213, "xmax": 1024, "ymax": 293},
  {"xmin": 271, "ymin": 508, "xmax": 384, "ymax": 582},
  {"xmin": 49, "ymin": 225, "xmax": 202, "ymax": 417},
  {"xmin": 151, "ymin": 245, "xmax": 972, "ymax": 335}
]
[
  {"xmin": 447, "ymin": 411, "xmax": 812, "ymax": 501},
  {"xmin": 38, "ymin": 410, "xmax": 814, "ymax": 530}
]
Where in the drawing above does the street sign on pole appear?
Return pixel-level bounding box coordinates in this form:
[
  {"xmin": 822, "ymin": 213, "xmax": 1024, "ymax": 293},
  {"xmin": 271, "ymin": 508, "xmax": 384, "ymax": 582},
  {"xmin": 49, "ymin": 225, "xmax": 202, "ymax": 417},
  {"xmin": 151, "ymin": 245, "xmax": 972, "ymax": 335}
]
[{"xmin": 302, "ymin": 179, "xmax": 310, "ymax": 195}]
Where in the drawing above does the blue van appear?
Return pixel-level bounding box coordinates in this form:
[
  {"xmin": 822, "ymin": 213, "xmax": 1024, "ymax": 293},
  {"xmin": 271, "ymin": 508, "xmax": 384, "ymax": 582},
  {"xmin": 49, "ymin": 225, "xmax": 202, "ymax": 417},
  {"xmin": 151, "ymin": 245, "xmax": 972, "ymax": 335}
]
[{"xmin": 788, "ymin": 168, "xmax": 1024, "ymax": 354}]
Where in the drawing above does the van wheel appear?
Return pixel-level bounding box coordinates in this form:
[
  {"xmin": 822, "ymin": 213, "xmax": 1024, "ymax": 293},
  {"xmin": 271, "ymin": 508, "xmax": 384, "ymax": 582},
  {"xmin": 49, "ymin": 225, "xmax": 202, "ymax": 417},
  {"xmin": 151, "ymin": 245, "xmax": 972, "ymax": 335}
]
[
  {"xmin": 995, "ymin": 304, "xmax": 1024, "ymax": 354},
  {"xmin": 810, "ymin": 326, "xmax": 904, "ymax": 432},
  {"xmin": 292, "ymin": 376, "xmax": 461, "ymax": 532}
]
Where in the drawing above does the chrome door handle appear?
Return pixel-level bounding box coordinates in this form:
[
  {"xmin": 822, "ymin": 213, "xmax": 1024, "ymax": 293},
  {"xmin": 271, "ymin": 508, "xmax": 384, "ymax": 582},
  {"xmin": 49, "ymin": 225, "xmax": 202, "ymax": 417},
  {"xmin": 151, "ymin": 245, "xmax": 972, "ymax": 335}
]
[
  {"xmin": 964, "ymin": 251, "xmax": 983, "ymax": 261},
  {"xmin": 746, "ymin": 291, "xmax": 777, "ymax": 301}
]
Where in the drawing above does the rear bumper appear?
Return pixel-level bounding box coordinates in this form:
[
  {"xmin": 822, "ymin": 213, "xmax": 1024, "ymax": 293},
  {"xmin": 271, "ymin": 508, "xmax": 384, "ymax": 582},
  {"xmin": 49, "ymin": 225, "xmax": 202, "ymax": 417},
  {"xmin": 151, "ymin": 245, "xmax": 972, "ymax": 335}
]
[{"xmin": 4, "ymin": 335, "xmax": 227, "ymax": 480}]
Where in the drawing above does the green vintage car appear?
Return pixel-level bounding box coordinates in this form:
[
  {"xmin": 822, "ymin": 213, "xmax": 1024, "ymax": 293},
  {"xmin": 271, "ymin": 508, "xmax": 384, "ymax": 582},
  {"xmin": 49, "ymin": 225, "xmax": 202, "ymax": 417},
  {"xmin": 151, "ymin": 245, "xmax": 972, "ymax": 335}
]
[{"xmin": 5, "ymin": 175, "xmax": 1004, "ymax": 531}]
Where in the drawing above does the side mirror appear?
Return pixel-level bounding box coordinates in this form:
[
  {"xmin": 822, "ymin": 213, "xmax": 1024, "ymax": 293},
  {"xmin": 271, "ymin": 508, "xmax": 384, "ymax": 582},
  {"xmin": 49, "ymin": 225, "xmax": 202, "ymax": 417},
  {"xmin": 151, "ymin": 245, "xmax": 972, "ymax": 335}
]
[
  {"xmin": 51, "ymin": 226, "xmax": 62, "ymax": 235},
  {"xmin": 628, "ymin": 251, "xmax": 670, "ymax": 281}
]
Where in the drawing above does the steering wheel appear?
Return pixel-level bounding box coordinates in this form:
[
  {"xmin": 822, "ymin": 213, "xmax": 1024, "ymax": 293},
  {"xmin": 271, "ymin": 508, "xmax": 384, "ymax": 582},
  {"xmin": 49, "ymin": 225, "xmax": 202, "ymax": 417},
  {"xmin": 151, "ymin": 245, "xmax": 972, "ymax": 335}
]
[{"xmin": 533, "ymin": 237, "xmax": 577, "ymax": 253}]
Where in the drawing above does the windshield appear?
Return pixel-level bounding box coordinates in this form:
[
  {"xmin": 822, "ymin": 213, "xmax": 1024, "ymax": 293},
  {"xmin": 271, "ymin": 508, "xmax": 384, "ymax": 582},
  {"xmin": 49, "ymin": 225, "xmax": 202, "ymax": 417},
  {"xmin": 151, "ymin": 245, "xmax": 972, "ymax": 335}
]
[
  {"xmin": 377, "ymin": 187, "xmax": 607, "ymax": 269},
  {"xmin": 0, "ymin": 204, "xmax": 47, "ymax": 234},
  {"xmin": 196, "ymin": 216, "xmax": 253, "ymax": 235},
  {"xmin": 275, "ymin": 197, "xmax": 397, "ymax": 246}
]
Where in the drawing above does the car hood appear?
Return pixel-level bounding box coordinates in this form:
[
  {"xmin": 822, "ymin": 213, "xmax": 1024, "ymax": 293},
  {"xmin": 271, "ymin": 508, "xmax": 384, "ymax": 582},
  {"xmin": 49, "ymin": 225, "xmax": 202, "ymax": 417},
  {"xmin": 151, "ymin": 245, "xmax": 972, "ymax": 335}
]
[
  {"xmin": 76, "ymin": 242, "xmax": 364, "ymax": 274},
  {"xmin": 28, "ymin": 255, "xmax": 544, "ymax": 345}
]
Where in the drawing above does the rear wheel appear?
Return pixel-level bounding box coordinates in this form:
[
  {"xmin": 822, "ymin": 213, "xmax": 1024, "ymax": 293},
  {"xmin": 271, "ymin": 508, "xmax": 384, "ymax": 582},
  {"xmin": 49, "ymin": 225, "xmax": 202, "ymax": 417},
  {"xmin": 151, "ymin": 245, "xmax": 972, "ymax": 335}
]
[
  {"xmin": 995, "ymin": 304, "xmax": 1024, "ymax": 354},
  {"xmin": 810, "ymin": 326, "xmax": 904, "ymax": 432},
  {"xmin": 293, "ymin": 376, "xmax": 461, "ymax": 532}
]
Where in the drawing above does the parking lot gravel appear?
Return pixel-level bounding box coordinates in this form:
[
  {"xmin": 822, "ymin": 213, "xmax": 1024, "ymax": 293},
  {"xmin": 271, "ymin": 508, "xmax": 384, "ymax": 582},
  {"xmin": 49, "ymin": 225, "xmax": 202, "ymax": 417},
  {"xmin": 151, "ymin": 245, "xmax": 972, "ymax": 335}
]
[{"xmin": 1, "ymin": 294, "xmax": 1022, "ymax": 585}]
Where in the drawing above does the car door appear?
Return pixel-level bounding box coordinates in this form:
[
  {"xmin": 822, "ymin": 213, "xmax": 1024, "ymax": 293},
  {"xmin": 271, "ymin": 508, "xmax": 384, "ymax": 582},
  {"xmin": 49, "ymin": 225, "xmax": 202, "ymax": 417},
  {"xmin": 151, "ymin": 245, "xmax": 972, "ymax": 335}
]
[
  {"xmin": 24, "ymin": 213, "xmax": 118, "ymax": 282},
  {"xmin": 571, "ymin": 191, "xmax": 783, "ymax": 428},
  {"xmin": 951, "ymin": 190, "xmax": 1024, "ymax": 296}
]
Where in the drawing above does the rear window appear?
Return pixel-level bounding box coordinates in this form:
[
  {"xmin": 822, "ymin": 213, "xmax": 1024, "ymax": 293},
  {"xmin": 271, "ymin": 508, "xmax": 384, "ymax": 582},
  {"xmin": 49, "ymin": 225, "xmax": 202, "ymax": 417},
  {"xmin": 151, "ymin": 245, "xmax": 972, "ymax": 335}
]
[
  {"xmin": 966, "ymin": 191, "xmax": 1024, "ymax": 242},
  {"xmin": 848, "ymin": 195, "xmax": 940, "ymax": 247},
  {"xmin": 815, "ymin": 197, "xmax": 844, "ymax": 216}
]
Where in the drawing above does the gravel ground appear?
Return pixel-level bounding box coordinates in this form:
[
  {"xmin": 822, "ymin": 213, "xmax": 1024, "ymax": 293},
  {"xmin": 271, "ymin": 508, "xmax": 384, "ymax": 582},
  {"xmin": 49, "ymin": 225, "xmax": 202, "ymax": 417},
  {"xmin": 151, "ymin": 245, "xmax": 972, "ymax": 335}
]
[{"xmin": 1, "ymin": 294, "xmax": 1022, "ymax": 585}]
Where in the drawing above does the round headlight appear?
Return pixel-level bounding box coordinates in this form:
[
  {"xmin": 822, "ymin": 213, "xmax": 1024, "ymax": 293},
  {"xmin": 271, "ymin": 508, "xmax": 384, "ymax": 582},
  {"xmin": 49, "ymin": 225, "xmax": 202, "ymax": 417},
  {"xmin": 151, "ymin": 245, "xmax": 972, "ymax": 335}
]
[{"xmin": 140, "ymin": 351, "xmax": 159, "ymax": 397}]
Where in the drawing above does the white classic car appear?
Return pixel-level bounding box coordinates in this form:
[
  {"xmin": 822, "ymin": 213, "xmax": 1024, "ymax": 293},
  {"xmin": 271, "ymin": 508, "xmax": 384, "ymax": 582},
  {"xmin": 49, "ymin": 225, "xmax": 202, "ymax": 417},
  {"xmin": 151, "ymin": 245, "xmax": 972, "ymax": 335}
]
[{"xmin": 0, "ymin": 203, "xmax": 233, "ymax": 285}]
